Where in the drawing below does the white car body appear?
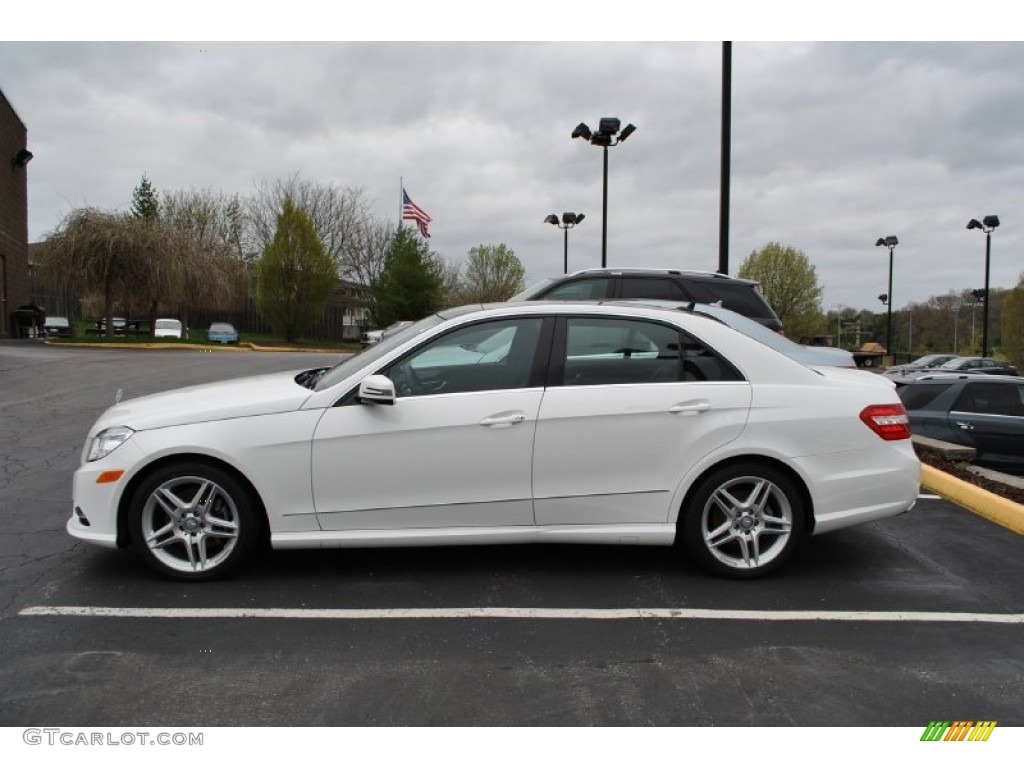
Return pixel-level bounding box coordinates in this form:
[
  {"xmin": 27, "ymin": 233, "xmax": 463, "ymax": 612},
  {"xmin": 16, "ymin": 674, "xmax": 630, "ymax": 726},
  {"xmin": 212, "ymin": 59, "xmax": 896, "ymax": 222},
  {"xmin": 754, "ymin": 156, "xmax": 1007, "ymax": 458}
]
[
  {"xmin": 153, "ymin": 318, "xmax": 183, "ymax": 339},
  {"xmin": 69, "ymin": 302, "xmax": 919, "ymax": 580}
]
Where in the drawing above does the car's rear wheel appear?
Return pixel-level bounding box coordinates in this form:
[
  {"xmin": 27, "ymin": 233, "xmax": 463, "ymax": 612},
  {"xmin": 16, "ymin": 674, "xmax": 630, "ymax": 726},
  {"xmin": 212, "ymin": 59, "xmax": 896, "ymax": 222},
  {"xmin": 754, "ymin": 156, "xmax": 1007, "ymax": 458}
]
[
  {"xmin": 682, "ymin": 462, "xmax": 804, "ymax": 579},
  {"xmin": 128, "ymin": 462, "xmax": 262, "ymax": 581}
]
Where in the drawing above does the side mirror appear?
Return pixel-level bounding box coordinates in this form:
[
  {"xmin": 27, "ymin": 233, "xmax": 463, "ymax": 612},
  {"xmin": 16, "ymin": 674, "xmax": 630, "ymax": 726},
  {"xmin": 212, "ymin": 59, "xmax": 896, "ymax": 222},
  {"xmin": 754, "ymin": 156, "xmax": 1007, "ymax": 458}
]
[{"xmin": 358, "ymin": 374, "xmax": 396, "ymax": 406}]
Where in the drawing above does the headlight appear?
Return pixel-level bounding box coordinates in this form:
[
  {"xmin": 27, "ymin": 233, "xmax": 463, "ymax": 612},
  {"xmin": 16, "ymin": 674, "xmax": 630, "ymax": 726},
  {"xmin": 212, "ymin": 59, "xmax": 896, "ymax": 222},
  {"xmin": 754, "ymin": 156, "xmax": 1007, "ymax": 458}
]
[{"xmin": 87, "ymin": 426, "xmax": 135, "ymax": 462}]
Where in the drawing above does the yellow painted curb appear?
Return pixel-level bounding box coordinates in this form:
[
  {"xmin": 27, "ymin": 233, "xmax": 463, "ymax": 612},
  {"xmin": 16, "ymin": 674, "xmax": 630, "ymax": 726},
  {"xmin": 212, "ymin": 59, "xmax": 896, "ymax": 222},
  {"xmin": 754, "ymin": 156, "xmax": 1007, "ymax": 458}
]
[{"xmin": 921, "ymin": 464, "xmax": 1024, "ymax": 535}]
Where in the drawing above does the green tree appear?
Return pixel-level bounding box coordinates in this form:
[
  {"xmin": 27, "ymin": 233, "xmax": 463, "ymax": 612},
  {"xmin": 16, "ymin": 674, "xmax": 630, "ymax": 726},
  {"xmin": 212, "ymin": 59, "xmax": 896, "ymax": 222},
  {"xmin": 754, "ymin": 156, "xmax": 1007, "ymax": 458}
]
[
  {"xmin": 371, "ymin": 226, "xmax": 444, "ymax": 326},
  {"xmin": 1002, "ymin": 273, "xmax": 1024, "ymax": 365},
  {"xmin": 130, "ymin": 174, "xmax": 160, "ymax": 220},
  {"xmin": 738, "ymin": 242, "xmax": 824, "ymax": 339},
  {"xmin": 455, "ymin": 243, "xmax": 526, "ymax": 304},
  {"xmin": 255, "ymin": 196, "xmax": 337, "ymax": 342}
]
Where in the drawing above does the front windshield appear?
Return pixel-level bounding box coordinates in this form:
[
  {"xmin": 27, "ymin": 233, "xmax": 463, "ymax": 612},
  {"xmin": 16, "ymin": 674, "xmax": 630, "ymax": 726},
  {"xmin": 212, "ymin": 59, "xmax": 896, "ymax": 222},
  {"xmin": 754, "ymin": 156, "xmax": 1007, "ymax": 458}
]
[
  {"xmin": 939, "ymin": 358, "xmax": 968, "ymax": 370},
  {"xmin": 315, "ymin": 314, "xmax": 445, "ymax": 390}
]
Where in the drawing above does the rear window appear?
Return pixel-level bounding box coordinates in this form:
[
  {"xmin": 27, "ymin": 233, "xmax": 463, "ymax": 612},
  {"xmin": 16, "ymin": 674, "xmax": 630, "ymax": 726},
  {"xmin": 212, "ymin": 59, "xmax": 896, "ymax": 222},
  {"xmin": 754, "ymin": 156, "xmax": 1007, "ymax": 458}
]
[
  {"xmin": 697, "ymin": 282, "xmax": 775, "ymax": 320},
  {"xmin": 899, "ymin": 382, "xmax": 955, "ymax": 411}
]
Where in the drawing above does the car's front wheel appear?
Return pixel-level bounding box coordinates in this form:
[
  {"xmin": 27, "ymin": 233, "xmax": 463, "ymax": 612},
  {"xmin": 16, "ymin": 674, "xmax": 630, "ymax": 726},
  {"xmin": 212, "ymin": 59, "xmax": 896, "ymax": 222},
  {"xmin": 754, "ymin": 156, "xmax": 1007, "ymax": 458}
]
[
  {"xmin": 681, "ymin": 462, "xmax": 805, "ymax": 578},
  {"xmin": 128, "ymin": 462, "xmax": 263, "ymax": 581}
]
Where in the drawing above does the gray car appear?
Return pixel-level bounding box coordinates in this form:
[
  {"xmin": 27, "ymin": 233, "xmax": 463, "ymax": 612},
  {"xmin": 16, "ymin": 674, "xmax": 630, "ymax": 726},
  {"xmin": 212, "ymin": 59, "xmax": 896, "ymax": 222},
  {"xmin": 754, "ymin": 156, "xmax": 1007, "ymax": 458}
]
[
  {"xmin": 899, "ymin": 373, "xmax": 1024, "ymax": 470},
  {"xmin": 889, "ymin": 356, "xmax": 1018, "ymax": 386}
]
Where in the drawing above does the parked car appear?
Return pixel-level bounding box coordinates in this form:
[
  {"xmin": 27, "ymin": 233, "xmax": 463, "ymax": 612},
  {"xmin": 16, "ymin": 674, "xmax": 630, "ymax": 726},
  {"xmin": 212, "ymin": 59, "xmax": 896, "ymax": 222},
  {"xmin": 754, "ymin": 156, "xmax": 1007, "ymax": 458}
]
[
  {"xmin": 361, "ymin": 320, "xmax": 412, "ymax": 347},
  {"xmin": 882, "ymin": 354, "xmax": 958, "ymax": 383},
  {"xmin": 43, "ymin": 316, "xmax": 73, "ymax": 338},
  {"xmin": 69, "ymin": 302, "xmax": 919, "ymax": 582},
  {"xmin": 512, "ymin": 268, "xmax": 784, "ymax": 332},
  {"xmin": 899, "ymin": 373, "xmax": 1024, "ymax": 470},
  {"xmin": 153, "ymin": 318, "xmax": 183, "ymax": 339},
  {"xmin": 889, "ymin": 356, "xmax": 1018, "ymax": 385},
  {"xmin": 206, "ymin": 322, "xmax": 239, "ymax": 344}
]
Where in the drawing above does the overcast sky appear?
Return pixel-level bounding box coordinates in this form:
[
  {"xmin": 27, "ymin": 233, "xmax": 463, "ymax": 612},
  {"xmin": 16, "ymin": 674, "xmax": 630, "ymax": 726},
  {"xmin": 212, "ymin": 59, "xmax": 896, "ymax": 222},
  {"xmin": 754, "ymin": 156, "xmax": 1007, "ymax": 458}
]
[{"xmin": 3, "ymin": 34, "xmax": 1022, "ymax": 312}]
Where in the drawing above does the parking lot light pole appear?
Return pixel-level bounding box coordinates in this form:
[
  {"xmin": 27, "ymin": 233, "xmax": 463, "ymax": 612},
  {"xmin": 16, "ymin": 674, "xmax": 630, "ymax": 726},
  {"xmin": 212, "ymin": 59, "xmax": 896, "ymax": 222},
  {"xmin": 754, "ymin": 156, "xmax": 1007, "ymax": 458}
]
[
  {"xmin": 875, "ymin": 236, "xmax": 898, "ymax": 358},
  {"xmin": 966, "ymin": 216, "xmax": 1000, "ymax": 357},
  {"xmin": 572, "ymin": 118, "xmax": 636, "ymax": 268},
  {"xmin": 544, "ymin": 212, "xmax": 585, "ymax": 274}
]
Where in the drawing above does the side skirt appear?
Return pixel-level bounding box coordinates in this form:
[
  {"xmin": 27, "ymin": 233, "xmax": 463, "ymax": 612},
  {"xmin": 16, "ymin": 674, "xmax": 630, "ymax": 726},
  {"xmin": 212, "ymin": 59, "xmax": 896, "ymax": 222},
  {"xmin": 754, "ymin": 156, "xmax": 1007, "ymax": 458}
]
[{"xmin": 272, "ymin": 524, "xmax": 677, "ymax": 550}]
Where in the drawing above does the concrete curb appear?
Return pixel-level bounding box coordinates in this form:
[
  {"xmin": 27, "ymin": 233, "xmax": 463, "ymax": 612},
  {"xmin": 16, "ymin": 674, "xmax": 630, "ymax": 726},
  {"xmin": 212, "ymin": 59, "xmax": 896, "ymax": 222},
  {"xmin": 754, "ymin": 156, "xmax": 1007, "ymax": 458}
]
[{"xmin": 921, "ymin": 464, "xmax": 1024, "ymax": 535}]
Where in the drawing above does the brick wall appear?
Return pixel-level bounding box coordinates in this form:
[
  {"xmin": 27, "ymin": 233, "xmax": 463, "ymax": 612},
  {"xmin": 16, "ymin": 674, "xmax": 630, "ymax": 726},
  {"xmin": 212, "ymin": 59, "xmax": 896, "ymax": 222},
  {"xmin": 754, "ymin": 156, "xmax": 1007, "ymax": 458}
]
[{"xmin": 0, "ymin": 88, "xmax": 30, "ymax": 337}]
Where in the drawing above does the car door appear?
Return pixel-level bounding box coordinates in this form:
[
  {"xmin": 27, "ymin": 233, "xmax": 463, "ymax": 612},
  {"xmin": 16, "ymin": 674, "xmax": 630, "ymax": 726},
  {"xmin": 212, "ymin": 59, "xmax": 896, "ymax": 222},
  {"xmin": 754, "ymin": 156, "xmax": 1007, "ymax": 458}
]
[
  {"xmin": 949, "ymin": 381, "xmax": 1024, "ymax": 467},
  {"xmin": 532, "ymin": 316, "xmax": 752, "ymax": 526},
  {"xmin": 311, "ymin": 317, "xmax": 549, "ymax": 531}
]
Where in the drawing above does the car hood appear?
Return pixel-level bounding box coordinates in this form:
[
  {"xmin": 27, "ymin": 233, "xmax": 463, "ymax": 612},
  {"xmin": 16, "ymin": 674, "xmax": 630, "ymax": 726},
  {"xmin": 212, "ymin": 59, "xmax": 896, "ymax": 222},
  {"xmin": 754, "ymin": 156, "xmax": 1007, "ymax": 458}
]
[{"xmin": 91, "ymin": 370, "xmax": 314, "ymax": 433}]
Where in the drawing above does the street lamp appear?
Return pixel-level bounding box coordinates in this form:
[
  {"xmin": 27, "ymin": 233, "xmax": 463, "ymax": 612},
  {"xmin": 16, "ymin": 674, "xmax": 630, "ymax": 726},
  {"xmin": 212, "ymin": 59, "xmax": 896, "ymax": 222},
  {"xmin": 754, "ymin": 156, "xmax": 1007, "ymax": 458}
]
[
  {"xmin": 544, "ymin": 212, "xmax": 585, "ymax": 274},
  {"xmin": 572, "ymin": 117, "xmax": 636, "ymax": 268},
  {"xmin": 875, "ymin": 235, "xmax": 898, "ymax": 358},
  {"xmin": 966, "ymin": 215, "xmax": 1000, "ymax": 356}
]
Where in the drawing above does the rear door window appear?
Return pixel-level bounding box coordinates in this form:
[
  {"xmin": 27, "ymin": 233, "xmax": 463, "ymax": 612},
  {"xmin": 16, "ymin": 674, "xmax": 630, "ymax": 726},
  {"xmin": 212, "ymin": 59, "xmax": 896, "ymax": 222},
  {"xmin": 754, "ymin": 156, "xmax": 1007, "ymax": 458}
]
[
  {"xmin": 953, "ymin": 383, "xmax": 1024, "ymax": 417},
  {"xmin": 619, "ymin": 277, "xmax": 687, "ymax": 301}
]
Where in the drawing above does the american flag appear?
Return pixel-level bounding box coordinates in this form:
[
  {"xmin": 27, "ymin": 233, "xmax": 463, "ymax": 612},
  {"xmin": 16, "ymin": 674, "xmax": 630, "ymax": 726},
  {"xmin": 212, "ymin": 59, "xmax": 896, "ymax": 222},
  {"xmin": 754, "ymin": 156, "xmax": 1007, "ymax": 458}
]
[{"xmin": 402, "ymin": 189, "xmax": 431, "ymax": 238}]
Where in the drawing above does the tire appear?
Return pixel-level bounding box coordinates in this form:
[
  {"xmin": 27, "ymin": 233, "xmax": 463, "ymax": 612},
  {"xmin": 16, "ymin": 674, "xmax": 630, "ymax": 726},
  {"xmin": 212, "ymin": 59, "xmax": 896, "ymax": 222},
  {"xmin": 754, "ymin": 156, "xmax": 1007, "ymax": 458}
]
[
  {"xmin": 127, "ymin": 461, "xmax": 263, "ymax": 581},
  {"xmin": 681, "ymin": 462, "xmax": 805, "ymax": 579}
]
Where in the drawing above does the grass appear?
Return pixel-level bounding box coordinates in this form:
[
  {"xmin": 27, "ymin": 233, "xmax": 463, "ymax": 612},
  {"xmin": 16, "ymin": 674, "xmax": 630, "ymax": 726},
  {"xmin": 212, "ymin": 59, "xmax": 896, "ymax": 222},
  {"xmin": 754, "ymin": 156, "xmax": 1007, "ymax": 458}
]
[{"xmin": 51, "ymin": 322, "xmax": 359, "ymax": 351}]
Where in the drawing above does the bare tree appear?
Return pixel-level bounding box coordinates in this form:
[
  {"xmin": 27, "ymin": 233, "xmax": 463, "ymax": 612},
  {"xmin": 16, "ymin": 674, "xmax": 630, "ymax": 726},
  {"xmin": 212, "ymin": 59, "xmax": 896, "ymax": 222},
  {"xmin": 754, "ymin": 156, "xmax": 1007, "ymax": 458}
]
[
  {"xmin": 162, "ymin": 188, "xmax": 245, "ymax": 261},
  {"xmin": 244, "ymin": 175, "xmax": 372, "ymax": 267}
]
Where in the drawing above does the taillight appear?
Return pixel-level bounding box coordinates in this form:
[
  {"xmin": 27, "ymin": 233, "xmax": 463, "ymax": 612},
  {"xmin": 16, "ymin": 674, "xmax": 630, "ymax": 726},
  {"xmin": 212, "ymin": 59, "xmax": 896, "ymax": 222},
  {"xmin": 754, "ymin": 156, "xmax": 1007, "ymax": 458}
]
[{"xmin": 859, "ymin": 403, "xmax": 911, "ymax": 440}]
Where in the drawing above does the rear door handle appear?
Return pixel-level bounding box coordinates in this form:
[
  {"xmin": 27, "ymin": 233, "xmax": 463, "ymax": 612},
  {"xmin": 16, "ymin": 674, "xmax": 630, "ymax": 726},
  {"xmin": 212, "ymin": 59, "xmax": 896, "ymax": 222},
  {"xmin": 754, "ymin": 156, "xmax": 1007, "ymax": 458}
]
[
  {"xmin": 955, "ymin": 421, "xmax": 974, "ymax": 431},
  {"xmin": 480, "ymin": 412, "xmax": 526, "ymax": 428},
  {"xmin": 669, "ymin": 400, "xmax": 711, "ymax": 416}
]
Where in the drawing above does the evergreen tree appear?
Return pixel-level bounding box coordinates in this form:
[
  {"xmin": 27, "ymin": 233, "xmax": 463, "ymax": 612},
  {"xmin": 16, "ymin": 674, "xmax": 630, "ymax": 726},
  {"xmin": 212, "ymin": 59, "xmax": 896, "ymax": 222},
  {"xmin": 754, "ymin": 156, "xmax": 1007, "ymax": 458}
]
[
  {"xmin": 255, "ymin": 196, "xmax": 337, "ymax": 342},
  {"xmin": 130, "ymin": 174, "xmax": 160, "ymax": 220},
  {"xmin": 371, "ymin": 226, "xmax": 444, "ymax": 326}
]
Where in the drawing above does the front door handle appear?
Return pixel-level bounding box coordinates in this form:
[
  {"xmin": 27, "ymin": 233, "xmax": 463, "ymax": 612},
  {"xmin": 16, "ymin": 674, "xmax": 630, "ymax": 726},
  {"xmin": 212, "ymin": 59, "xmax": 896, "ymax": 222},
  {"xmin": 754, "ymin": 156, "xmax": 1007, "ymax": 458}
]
[
  {"xmin": 480, "ymin": 412, "xmax": 526, "ymax": 428},
  {"xmin": 669, "ymin": 400, "xmax": 711, "ymax": 416},
  {"xmin": 955, "ymin": 421, "xmax": 975, "ymax": 431}
]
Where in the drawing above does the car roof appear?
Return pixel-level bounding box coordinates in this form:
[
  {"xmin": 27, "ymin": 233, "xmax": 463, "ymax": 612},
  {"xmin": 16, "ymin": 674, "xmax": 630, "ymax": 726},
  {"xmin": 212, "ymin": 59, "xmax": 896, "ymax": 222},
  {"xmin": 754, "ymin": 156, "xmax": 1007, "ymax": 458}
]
[
  {"xmin": 908, "ymin": 373, "xmax": 1024, "ymax": 383},
  {"xmin": 563, "ymin": 267, "xmax": 760, "ymax": 286}
]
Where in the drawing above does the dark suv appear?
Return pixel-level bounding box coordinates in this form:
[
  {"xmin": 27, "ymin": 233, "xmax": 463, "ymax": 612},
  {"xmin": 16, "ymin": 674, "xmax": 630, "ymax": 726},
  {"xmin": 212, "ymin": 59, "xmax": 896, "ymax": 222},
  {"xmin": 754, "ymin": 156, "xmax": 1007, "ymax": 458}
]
[
  {"xmin": 512, "ymin": 269, "xmax": 783, "ymax": 332},
  {"xmin": 899, "ymin": 373, "xmax": 1024, "ymax": 470}
]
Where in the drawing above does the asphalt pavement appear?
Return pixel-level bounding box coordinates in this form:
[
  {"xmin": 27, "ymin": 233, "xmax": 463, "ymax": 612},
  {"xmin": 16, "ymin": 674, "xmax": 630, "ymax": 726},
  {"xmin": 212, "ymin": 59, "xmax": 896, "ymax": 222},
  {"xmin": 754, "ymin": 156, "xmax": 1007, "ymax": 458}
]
[{"xmin": 1, "ymin": 340, "xmax": 1022, "ymax": 726}]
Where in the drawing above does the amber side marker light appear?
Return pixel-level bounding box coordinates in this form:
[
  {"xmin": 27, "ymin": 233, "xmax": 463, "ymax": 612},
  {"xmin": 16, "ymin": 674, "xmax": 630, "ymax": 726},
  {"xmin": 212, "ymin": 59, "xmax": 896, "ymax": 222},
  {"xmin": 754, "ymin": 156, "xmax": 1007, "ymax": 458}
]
[
  {"xmin": 96, "ymin": 470, "xmax": 125, "ymax": 484},
  {"xmin": 859, "ymin": 404, "xmax": 911, "ymax": 440}
]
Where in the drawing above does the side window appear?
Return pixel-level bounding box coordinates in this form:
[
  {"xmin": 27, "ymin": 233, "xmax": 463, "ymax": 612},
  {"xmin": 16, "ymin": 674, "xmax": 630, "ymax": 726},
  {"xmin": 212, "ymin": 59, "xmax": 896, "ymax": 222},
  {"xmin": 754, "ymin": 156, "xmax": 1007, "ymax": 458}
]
[
  {"xmin": 952, "ymin": 383, "xmax": 1022, "ymax": 416},
  {"xmin": 387, "ymin": 318, "xmax": 543, "ymax": 397},
  {"xmin": 541, "ymin": 278, "xmax": 610, "ymax": 300},
  {"xmin": 561, "ymin": 317, "xmax": 742, "ymax": 386},
  {"xmin": 620, "ymin": 277, "xmax": 686, "ymax": 301}
]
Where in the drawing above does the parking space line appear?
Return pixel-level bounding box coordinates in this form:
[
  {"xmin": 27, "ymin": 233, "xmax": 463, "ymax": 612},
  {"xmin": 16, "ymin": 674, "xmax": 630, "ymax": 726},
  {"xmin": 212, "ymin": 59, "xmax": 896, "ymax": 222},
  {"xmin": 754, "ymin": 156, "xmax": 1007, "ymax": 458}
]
[{"xmin": 17, "ymin": 605, "xmax": 1024, "ymax": 623}]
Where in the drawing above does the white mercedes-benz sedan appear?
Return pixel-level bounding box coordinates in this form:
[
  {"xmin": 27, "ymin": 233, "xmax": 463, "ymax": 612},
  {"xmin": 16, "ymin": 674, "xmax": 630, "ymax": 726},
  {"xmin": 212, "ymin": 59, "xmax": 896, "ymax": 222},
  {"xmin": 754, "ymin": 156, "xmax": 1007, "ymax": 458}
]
[{"xmin": 69, "ymin": 302, "xmax": 920, "ymax": 581}]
